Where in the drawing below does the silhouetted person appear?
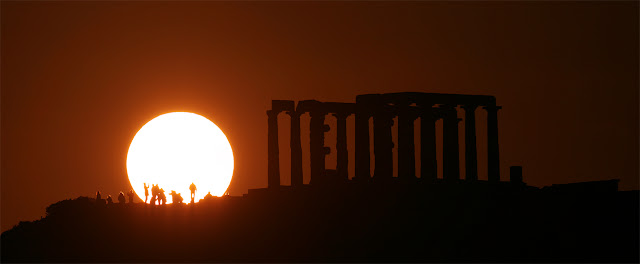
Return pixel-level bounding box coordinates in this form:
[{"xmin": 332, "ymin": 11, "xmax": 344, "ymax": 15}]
[
  {"xmin": 127, "ymin": 190, "xmax": 134, "ymax": 203},
  {"xmin": 106, "ymin": 195, "xmax": 113, "ymax": 205},
  {"xmin": 189, "ymin": 182, "xmax": 197, "ymax": 204},
  {"xmin": 96, "ymin": 191, "xmax": 105, "ymax": 205},
  {"xmin": 158, "ymin": 188, "xmax": 166, "ymax": 205},
  {"xmin": 118, "ymin": 192, "xmax": 126, "ymax": 204},
  {"xmin": 144, "ymin": 183, "xmax": 149, "ymax": 203},
  {"xmin": 170, "ymin": 190, "xmax": 183, "ymax": 204},
  {"xmin": 151, "ymin": 184, "xmax": 159, "ymax": 205}
]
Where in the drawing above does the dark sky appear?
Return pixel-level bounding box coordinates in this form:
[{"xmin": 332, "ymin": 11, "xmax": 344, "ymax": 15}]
[{"xmin": 2, "ymin": 1, "xmax": 638, "ymax": 232}]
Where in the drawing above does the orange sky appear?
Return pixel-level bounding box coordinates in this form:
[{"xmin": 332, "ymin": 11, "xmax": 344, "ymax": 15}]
[{"xmin": 2, "ymin": 1, "xmax": 638, "ymax": 232}]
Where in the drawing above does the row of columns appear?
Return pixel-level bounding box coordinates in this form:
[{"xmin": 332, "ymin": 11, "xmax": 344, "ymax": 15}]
[
  {"xmin": 268, "ymin": 105, "xmax": 353, "ymax": 188},
  {"xmin": 354, "ymin": 103, "xmax": 501, "ymax": 183},
  {"xmin": 269, "ymin": 101, "xmax": 501, "ymax": 188}
]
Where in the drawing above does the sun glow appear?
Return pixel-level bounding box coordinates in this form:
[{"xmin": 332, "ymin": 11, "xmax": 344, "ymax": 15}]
[{"xmin": 126, "ymin": 112, "xmax": 234, "ymax": 204}]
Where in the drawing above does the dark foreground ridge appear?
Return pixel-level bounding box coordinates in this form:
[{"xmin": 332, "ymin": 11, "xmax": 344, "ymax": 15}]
[{"xmin": 2, "ymin": 179, "xmax": 638, "ymax": 262}]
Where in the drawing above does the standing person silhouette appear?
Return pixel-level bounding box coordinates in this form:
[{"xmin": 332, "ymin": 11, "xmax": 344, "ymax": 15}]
[
  {"xmin": 117, "ymin": 192, "xmax": 126, "ymax": 204},
  {"xmin": 96, "ymin": 191, "xmax": 105, "ymax": 205},
  {"xmin": 189, "ymin": 183, "xmax": 197, "ymax": 204},
  {"xmin": 144, "ymin": 183, "xmax": 149, "ymax": 203},
  {"xmin": 150, "ymin": 184, "xmax": 158, "ymax": 205},
  {"xmin": 158, "ymin": 188, "xmax": 166, "ymax": 205}
]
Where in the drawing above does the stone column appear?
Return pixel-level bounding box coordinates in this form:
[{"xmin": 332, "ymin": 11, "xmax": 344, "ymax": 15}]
[
  {"xmin": 441, "ymin": 105, "xmax": 461, "ymax": 181},
  {"xmin": 267, "ymin": 110, "xmax": 280, "ymax": 189},
  {"xmin": 309, "ymin": 110, "xmax": 329, "ymax": 185},
  {"xmin": 373, "ymin": 109, "xmax": 395, "ymax": 179},
  {"xmin": 355, "ymin": 110, "xmax": 371, "ymax": 182},
  {"xmin": 333, "ymin": 112, "xmax": 350, "ymax": 181},
  {"xmin": 420, "ymin": 105, "xmax": 437, "ymax": 181},
  {"xmin": 462, "ymin": 104, "xmax": 478, "ymax": 181},
  {"xmin": 397, "ymin": 106, "xmax": 417, "ymax": 180},
  {"xmin": 288, "ymin": 110, "xmax": 303, "ymax": 187},
  {"xmin": 484, "ymin": 105, "xmax": 502, "ymax": 182}
]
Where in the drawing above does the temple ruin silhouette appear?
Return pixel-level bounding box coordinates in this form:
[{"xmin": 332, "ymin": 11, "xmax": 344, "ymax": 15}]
[{"xmin": 263, "ymin": 92, "xmax": 513, "ymax": 189}]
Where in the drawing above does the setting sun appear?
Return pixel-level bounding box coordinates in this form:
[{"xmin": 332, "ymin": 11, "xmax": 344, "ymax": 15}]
[{"xmin": 126, "ymin": 112, "xmax": 234, "ymax": 203}]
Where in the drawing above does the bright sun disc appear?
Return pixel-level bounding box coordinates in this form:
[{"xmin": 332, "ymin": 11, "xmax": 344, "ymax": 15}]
[{"xmin": 126, "ymin": 112, "xmax": 234, "ymax": 203}]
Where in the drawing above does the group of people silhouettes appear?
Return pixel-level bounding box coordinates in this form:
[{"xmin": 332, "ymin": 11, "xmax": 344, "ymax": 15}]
[
  {"xmin": 96, "ymin": 182, "xmax": 199, "ymax": 205},
  {"xmin": 146, "ymin": 183, "xmax": 167, "ymax": 205},
  {"xmin": 95, "ymin": 190, "xmax": 134, "ymax": 205},
  {"xmin": 143, "ymin": 182, "xmax": 198, "ymax": 205}
]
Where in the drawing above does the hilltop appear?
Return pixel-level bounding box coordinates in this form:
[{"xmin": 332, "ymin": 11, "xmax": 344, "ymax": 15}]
[{"xmin": 2, "ymin": 180, "xmax": 639, "ymax": 262}]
